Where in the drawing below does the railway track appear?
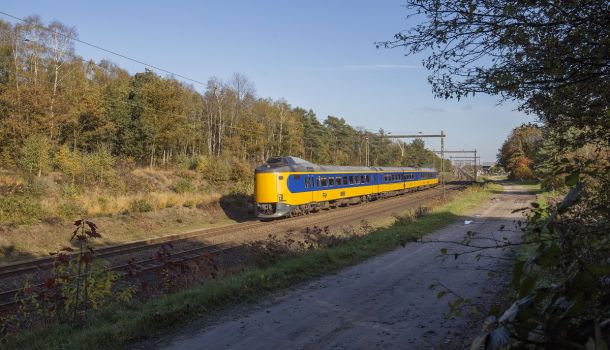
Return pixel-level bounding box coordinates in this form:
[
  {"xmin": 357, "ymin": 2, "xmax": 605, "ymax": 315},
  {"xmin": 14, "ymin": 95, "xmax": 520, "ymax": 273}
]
[{"xmin": 0, "ymin": 182, "xmax": 470, "ymax": 309}]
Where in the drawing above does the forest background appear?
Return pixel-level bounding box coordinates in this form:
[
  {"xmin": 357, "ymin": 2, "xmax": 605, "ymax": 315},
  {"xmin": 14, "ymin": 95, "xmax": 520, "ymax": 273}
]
[{"xmin": 0, "ymin": 17, "xmax": 449, "ymax": 247}]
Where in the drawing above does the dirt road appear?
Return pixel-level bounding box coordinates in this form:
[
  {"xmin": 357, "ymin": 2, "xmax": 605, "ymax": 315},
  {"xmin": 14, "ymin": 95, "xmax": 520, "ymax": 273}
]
[{"xmin": 153, "ymin": 184, "xmax": 534, "ymax": 349}]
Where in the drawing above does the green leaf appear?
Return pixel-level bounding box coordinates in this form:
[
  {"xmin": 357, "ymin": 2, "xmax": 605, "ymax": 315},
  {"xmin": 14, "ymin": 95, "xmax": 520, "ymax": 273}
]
[
  {"xmin": 440, "ymin": 247, "xmax": 448, "ymax": 254},
  {"xmin": 564, "ymin": 173, "xmax": 579, "ymax": 186},
  {"xmin": 519, "ymin": 275, "xmax": 537, "ymax": 297},
  {"xmin": 588, "ymin": 265, "xmax": 610, "ymax": 276},
  {"xmin": 538, "ymin": 243, "xmax": 561, "ymax": 268},
  {"xmin": 437, "ymin": 290, "xmax": 447, "ymax": 299},
  {"xmin": 512, "ymin": 260, "xmax": 524, "ymax": 287}
]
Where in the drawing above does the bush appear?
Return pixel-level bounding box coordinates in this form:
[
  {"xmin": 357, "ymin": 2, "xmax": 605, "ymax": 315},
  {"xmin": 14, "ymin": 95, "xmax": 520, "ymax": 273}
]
[
  {"xmin": 23, "ymin": 177, "xmax": 49, "ymax": 197},
  {"xmin": 230, "ymin": 158, "xmax": 252, "ymax": 182},
  {"xmin": 512, "ymin": 165, "xmax": 535, "ymax": 180},
  {"xmin": 0, "ymin": 196, "xmax": 46, "ymax": 225},
  {"xmin": 60, "ymin": 183, "xmax": 80, "ymax": 198},
  {"xmin": 55, "ymin": 144, "xmax": 82, "ymax": 184},
  {"xmin": 57, "ymin": 202, "xmax": 86, "ymax": 220},
  {"xmin": 20, "ymin": 135, "xmax": 52, "ymax": 177},
  {"xmin": 182, "ymin": 200, "xmax": 195, "ymax": 208},
  {"xmin": 194, "ymin": 155, "xmax": 209, "ymax": 173},
  {"xmin": 204, "ymin": 157, "xmax": 230, "ymax": 182},
  {"xmin": 177, "ymin": 153, "xmax": 198, "ymax": 170},
  {"xmin": 129, "ymin": 199, "xmax": 154, "ymax": 213},
  {"xmin": 84, "ymin": 148, "xmax": 116, "ymax": 186},
  {"xmin": 173, "ymin": 179, "xmax": 195, "ymax": 194}
]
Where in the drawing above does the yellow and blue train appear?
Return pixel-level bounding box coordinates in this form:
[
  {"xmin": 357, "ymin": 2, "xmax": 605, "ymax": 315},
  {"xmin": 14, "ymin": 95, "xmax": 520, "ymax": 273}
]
[{"xmin": 255, "ymin": 156, "xmax": 438, "ymax": 218}]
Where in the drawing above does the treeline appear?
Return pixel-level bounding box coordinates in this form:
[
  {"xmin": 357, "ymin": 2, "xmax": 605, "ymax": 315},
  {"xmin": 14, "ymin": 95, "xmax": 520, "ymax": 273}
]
[
  {"xmin": 496, "ymin": 124, "xmax": 543, "ymax": 180},
  {"xmin": 0, "ymin": 16, "xmax": 448, "ymax": 177}
]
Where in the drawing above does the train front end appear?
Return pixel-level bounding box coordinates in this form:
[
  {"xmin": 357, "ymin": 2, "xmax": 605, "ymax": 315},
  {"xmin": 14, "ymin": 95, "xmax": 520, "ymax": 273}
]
[{"xmin": 254, "ymin": 157, "xmax": 298, "ymax": 219}]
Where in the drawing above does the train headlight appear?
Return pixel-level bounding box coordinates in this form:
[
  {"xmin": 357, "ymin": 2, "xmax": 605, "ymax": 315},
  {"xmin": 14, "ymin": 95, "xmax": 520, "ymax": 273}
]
[{"xmin": 278, "ymin": 194, "xmax": 283, "ymax": 201}]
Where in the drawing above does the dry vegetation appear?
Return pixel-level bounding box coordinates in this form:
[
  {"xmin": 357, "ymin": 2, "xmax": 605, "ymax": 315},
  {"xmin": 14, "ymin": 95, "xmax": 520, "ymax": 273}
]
[{"xmin": 0, "ymin": 164, "xmax": 253, "ymax": 264}]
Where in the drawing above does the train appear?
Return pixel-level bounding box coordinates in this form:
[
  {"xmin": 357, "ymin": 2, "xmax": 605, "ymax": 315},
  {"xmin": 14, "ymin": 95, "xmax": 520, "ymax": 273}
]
[{"xmin": 255, "ymin": 156, "xmax": 439, "ymax": 219}]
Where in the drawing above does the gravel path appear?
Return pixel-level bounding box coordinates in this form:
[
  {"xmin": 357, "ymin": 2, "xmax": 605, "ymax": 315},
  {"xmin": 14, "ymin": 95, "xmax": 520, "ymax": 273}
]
[{"xmin": 150, "ymin": 184, "xmax": 533, "ymax": 350}]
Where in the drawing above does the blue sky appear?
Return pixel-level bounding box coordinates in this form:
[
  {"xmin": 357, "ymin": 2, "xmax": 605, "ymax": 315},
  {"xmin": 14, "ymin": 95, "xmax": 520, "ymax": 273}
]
[{"xmin": 1, "ymin": 0, "xmax": 535, "ymax": 162}]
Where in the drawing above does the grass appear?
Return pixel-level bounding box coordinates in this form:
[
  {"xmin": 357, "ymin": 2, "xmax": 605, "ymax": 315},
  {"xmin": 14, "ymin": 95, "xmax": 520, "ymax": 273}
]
[{"xmin": 1, "ymin": 183, "xmax": 498, "ymax": 350}]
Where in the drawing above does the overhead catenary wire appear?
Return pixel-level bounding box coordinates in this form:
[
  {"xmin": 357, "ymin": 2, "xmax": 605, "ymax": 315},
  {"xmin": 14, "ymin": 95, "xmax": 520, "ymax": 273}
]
[
  {"xmin": 1, "ymin": 10, "xmax": 448, "ymax": 162},
  {"xmin": 0, "ymin": 10, "xmax": 208, "ymax": 87}
]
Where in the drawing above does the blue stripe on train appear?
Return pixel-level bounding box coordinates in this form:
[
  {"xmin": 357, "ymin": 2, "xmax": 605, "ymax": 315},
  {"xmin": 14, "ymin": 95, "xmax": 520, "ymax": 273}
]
[{"xmin": 286, "ymin": 172, "xmax": 436, "ymax": 194}]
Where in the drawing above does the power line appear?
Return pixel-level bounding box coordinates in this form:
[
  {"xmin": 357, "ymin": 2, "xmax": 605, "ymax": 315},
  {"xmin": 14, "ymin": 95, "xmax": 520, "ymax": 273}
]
[
  {"xmin": 0, "ymin": 10, "xmax": 208, "ymax": 87},
  {"xmin": 1, "ymin": 11, "xmax": 429, "ymax": 151}
]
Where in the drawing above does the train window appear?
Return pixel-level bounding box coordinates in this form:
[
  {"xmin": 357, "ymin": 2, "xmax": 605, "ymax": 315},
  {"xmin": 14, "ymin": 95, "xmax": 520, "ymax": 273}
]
[
  {"xmin": 321, "ymin": 177, "xmax": 327, "ymax": 187},
  {"xmin": 365, "ymin": 175, "xmax": 370, "ymax": 183},
  {"xmin": 329, "ymin": 177, "xmax": 334, "ymax": 186},
  {"xmin": 349, "ymin": 176, "xmax": 354, "ymax": 184},
  {"xmin": 343, "ymin": 176, "xmax": 348, "ymax": 184},
  {"xmin": 336, "ymin": 177, "xmax": 342, "ymax": 185},
  {"xmin": 304, "ymin": 178, "xmax": 308, "ymax": 189},
  {"xmin": 316, "ymin": 177, "xmax": 320, "ymax": 187}
]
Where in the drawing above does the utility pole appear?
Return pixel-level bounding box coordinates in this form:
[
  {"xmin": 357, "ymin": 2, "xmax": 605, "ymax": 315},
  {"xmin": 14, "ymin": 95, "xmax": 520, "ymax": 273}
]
[
  {"xmin": 474, "ymin": 149, "xmax": 477, "ymax": 183},
  {"xmin": 365, "ymin": 136, "xmax": 369, "ymax": 167},
  {"xmin": 441, "ymin": 130, "xmax": 445, "ymax": 200}
]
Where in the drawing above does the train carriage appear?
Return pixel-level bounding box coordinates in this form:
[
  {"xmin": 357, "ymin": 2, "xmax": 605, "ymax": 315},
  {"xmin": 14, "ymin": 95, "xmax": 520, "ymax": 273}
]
[{"xmin": 255, "ymin": 156, "xmax": 438, "ymax": 218}]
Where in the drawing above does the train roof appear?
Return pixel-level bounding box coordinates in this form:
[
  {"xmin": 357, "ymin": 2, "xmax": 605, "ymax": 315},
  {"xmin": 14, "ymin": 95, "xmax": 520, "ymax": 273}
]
[{"xmin": 255, "ymin": 156, "xmax": 436, "ymax": 173}]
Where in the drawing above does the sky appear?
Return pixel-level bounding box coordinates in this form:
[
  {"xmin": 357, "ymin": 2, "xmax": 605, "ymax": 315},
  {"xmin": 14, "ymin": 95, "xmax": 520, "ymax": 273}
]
[{"xmin": 1, "ymin": 0, "xmax": 536, "ymax": 162}]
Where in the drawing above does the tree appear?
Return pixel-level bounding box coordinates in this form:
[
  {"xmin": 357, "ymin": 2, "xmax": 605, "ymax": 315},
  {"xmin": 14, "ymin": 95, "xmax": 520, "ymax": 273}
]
[
  {"xmin": 379, "ymin": 0, "xmax": 609, "ymax": 146},
  {"xmin": 497, "ymin": 124, "xmax": 543, "ymax": 179},
  {"xmin": 20, "ymin": 134, "xmax": 52, "ymax": 177}
]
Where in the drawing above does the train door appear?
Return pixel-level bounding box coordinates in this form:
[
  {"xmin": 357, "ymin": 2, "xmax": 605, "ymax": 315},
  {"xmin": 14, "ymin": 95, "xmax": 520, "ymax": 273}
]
[{"xmin": 308, "ymin": 174, "xmax": 315, "ymax": 204}]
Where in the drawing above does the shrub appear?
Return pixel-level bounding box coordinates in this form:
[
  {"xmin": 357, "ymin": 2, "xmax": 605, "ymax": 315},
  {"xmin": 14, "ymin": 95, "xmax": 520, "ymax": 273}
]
[
  {"xmin": 182, "ymin": 200, "xmax": 195, "ymax": 208},
  {"xmin": 230, "ymin": 158, "xmax": 252, "ymax": 182},
  {"xmin": 83, "ymin": 148, "xmax": 116, "ymax": 186},
  {"xmin": 194, "ymin": 155, "xmax": 209, "ymax": 173},
  {"xmin": 129, "ymin": 199, "xmax": 154, "ymax": 213},
  {"xmin": 512, "ymin": 165, "xmax": 535, "ymax": 180},
  {"xmin": 55, "ymin": 144, "xmax": 82, "ymax": 184},
  {"xmin": 57, "ymin": 202, "xmax": 86, "ymax": 220},
  {"xmin": 204, "ymin": 157, "xmax": 230, "ymax": 182},
  {"xmin": 20, "ymin": 135, "xmax": 52, "ymax": 177},
  {"xmin": 174, "ymin": 179, "xmax": 195, "ymax": 194},
  {"xmin": 177, "ymin": 154, "xmax": 198, "ymax": 170},
  {"xmin": 0, "ymin": 196, "xmax": 45, "ymax": 225},
  {"xmin": 23, "ymin": 177, "xmax": 50, "ymax": 197},
  {"xmin": 61, "ymin": 183, "xmax": 80, "ymax": 198}
]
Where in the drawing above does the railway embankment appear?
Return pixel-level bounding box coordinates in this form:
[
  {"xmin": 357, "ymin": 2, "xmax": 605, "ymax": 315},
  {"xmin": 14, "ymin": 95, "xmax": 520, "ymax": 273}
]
[{"xmin": 0, "ymin": 182, "xmax": 507, "ymax": 349}]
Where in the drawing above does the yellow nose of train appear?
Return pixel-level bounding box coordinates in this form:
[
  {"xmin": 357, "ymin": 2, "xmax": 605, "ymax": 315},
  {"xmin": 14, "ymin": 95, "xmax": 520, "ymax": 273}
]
[{"xmin": 255, "ymin": 172, "xmax": 278, "ymax": 204}]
